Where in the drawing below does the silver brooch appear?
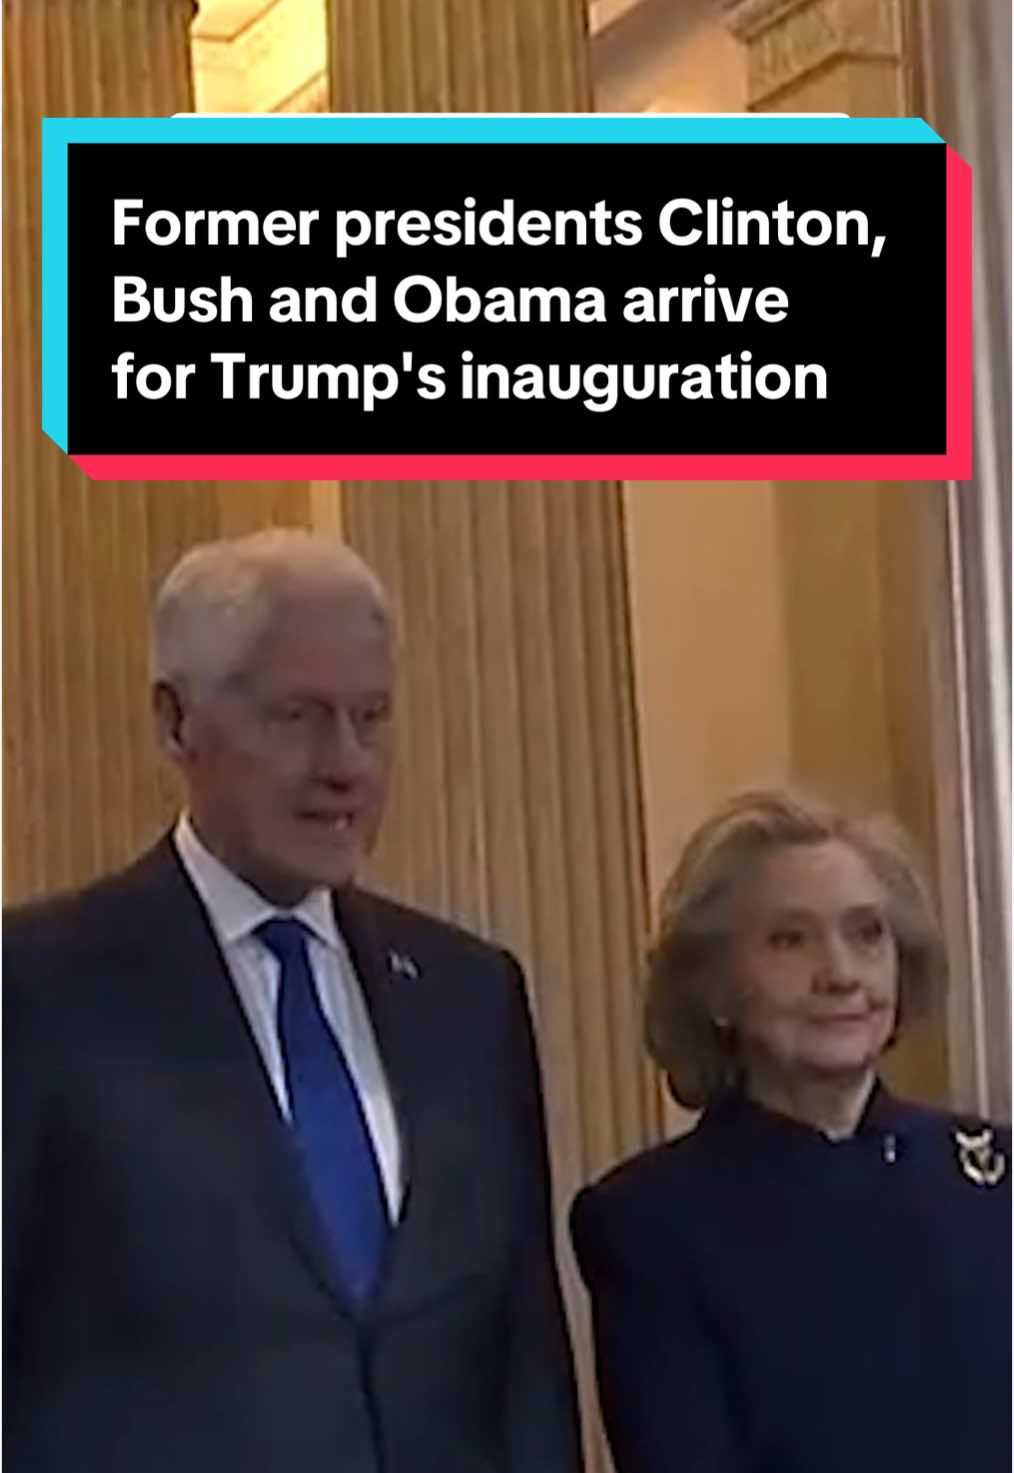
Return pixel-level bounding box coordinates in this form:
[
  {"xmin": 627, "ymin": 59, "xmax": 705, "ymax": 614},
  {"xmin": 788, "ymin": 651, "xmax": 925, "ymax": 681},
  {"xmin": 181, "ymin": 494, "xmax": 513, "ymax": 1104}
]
[
  {"xmin": 954, "ymin": 1126, "xmax": 1006, "ymax": 1187},
  {"xmin": 388, "ymin": 950, "xmax": 420, "ymax": 980}
]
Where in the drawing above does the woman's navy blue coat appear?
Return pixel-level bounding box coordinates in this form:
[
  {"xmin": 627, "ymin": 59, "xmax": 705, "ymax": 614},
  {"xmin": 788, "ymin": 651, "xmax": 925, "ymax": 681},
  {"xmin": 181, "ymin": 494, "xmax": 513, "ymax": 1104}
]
[{"xmin": 571, "ymin": 1086, "xmax": 1011, "ymax": 1473}]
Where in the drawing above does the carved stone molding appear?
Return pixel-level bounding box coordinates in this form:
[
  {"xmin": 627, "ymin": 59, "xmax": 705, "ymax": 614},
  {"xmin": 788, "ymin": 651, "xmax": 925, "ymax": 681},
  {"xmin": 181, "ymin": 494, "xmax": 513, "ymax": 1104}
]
[{"xmin": 723, "ymin": 0, "xmax": 904, "ymax": 110}]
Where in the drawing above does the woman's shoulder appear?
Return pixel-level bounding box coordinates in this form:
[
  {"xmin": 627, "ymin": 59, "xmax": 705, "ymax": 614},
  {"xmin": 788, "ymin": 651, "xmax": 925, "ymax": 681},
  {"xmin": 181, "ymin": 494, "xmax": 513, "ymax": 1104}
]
[
  {"xmin": 570, "ymin": 1125, "xmax": 713, "ymax": 1280},
  {"xmin": 890, "ymin": 1095, "xmax": 1011, "ymax": 1187},
  {"xmin": 580, "ymin": 1125, "xmax": 708, "ymax": 1202},
  {"xmin": 885, "ymin": 1091, "xmax": 1011, "ymax": 1147}
]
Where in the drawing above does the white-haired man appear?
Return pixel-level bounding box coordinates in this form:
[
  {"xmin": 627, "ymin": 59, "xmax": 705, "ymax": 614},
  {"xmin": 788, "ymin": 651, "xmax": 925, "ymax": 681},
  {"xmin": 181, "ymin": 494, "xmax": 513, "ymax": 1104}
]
[{"xmin": 4, "ymin": 529, "xmax": 583, "ymax": 1473}]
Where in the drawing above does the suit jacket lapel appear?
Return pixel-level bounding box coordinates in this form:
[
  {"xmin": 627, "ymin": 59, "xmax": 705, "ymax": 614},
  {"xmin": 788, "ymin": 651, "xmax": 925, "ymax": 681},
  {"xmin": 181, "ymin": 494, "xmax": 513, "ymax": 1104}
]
[
  {"xmin": 330, "ymin": 885, "xmax": 418, "ymax": 1212},
  {"xmin": 128, "ymin": 838, "xmax": 358, "ymax": 1317},
  {"xmin": 331, "ymin": 886, "xmax": 434, "ymax": 1313}
]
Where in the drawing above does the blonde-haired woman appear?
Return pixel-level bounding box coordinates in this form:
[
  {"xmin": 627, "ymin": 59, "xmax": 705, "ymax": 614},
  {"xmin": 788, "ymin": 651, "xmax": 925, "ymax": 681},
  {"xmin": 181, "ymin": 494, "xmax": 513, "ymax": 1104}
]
[{"xmin": 571, "ymin": 790, "xmax": 1010, "ymax": 1473}]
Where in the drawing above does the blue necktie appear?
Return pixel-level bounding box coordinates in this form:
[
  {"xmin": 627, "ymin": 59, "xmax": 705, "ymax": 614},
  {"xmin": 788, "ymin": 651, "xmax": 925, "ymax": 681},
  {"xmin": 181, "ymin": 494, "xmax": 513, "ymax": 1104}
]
[{"xmin": 256, "ymin": 917, "xmax": 390, "ymax": 1305}]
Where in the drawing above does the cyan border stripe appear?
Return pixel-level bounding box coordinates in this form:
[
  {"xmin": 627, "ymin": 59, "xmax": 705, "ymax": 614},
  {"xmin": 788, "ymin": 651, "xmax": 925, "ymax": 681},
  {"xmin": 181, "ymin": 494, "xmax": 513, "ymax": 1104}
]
[
  {"xmin": 41, "ymin": 115, "xmax": 941, "ymax": 146},
  {"xmin": 41, "ymin": 119, "xmax": 69, "ymax": 451}
]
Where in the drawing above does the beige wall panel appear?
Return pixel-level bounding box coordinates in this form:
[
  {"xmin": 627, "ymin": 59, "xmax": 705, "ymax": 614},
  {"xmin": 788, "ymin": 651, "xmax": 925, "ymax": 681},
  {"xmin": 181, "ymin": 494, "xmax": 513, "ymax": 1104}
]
[
  {"xmin": 774, "ymin": 481, "xmax": 895, "ymax": 810},
  {"xmin": 876, "ymin": 481, "xmax": 939, "ymax": 864},
  {"xmin": 622, "ymin": 481, "xmax": 791, "ymax": 911}
]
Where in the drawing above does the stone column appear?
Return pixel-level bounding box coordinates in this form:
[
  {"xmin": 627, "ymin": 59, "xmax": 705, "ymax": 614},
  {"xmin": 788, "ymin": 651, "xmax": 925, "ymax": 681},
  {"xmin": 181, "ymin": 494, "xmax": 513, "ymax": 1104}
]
[
  {"xmin": 917, "ymin": 0, "xmax": 1011, "ymax": 1119},
  {"xmin": 326, "ymin": 6, "xmax": 657, "ymax": 1466},
  {"xmin": 3, "ymin": 0, "xmax": 309, "ymax": 902},
  {"xmin": 327, "ymin": 0, "xmax": 591, "ymax": 111}
]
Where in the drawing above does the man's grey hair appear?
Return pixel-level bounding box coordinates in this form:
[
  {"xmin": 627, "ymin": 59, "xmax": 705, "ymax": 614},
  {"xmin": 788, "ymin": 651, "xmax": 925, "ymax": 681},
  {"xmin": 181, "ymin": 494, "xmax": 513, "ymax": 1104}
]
[{"xmin": 151, "ymin": 527, "xmax": 392, "ymax": 699}]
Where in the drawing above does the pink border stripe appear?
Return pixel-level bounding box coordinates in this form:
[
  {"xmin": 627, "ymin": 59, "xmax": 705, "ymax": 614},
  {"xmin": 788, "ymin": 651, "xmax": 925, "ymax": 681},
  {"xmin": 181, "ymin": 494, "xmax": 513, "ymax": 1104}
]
[
  {"xmin": 67, "ymin": 142, "xmax": 973, "ymax": 485},
  {"xmin": 72, "ymin": 146, "xmax": 973, "ymax": 485},
  {"xmin": 75, "ymin": 453, "xmax": 965, "ymax": 482},
  {"xmin": 945, "ymin": 147, "xmax": 973, "ymax": 479}
]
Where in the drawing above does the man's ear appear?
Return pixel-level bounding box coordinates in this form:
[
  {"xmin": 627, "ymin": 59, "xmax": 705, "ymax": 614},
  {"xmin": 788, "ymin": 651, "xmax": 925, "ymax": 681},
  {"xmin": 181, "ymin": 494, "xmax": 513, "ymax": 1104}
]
[{"xmin": 152, "ymin": 680, "xmax": 192, "ymax": 762}]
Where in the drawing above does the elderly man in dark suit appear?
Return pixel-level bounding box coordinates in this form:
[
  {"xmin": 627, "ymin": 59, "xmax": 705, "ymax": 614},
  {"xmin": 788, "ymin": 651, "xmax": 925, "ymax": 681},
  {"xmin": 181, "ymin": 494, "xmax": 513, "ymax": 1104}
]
[{"xmin": 5, "ymin": 528, "xmax": 583, "ymax": 1473}]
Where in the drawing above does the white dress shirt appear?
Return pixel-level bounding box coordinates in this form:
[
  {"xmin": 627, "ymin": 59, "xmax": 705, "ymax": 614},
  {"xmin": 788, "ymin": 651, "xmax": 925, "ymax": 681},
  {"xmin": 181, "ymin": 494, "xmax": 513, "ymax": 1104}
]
[{"xmin": 173, "ymin": 813, "xmax": 403, "ymax": 1220}]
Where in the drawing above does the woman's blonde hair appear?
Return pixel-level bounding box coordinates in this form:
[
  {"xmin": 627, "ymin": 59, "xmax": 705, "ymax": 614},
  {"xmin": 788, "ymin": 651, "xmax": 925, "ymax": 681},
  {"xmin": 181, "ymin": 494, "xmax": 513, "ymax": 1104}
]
[{"xmin": 645, "ymin": 789, "xmax": 947, "ymax": 1109}]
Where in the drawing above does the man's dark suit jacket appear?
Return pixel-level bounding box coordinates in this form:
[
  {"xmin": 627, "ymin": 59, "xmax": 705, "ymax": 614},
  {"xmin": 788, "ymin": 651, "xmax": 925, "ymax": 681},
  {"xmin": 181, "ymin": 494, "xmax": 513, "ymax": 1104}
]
[{"xmin": 4, "ymin": 838, "xmax": 583, "ymax": 1473}]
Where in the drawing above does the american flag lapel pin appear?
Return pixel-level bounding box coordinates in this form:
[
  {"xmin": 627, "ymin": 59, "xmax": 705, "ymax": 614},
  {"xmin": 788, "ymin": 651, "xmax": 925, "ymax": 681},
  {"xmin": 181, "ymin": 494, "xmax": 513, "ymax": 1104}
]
[{"xmin": 388, "ymin": 950, "xmax": 420, "ymax": 980}]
